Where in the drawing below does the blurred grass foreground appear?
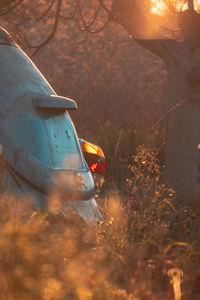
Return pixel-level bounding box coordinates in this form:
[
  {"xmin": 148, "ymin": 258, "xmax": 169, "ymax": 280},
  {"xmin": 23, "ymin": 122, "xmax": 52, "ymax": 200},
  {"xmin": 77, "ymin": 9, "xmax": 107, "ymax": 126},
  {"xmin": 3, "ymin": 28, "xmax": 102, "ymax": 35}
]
[{"xmin": 0, "ymin": 145, "xmax": 200, "ymax": 300}]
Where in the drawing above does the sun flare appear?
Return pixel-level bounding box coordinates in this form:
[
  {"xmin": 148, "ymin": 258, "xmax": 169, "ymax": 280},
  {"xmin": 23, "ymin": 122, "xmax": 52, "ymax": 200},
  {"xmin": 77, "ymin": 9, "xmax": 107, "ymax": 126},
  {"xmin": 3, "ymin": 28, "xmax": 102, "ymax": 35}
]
[
  {"xmin": 151, "ymin": 0, "xmax": 200, "ymax": 15},
  {"xmin": 151, "ymin": 0, "xmax": 167, "ymax": 15}
]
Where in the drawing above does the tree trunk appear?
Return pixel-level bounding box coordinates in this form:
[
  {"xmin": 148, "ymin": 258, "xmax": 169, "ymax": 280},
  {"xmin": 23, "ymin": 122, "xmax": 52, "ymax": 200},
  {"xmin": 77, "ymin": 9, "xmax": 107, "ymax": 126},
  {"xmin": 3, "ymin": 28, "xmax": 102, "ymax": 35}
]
[
  {"xmin": 111, "ymin": 0, "xmax": 200, "ymax": 205},
  {"xmin": 188, "ymin": 0, "xmax": 194, "ymax": 10},
  {"xmin": 164, "ymin": 99, "xmax": 200, "ymax": 205}
]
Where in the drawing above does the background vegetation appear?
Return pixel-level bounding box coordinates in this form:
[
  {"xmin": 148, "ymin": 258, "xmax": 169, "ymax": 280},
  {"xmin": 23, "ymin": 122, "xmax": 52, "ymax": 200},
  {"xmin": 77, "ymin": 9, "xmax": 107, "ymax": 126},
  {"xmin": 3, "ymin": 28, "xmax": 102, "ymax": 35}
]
[{"xmin": 0, "ymin": 1, "xmax": 199, "ymax": 299}]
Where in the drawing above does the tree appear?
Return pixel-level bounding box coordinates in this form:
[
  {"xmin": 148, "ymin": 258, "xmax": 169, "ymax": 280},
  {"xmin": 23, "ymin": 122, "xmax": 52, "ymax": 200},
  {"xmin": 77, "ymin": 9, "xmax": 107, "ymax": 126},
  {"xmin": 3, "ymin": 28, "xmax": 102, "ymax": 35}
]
[
  {"xmin": 0, "ymin": 0, "xmax": 113, "ymax": 56},
  {"xmin": 111, "ymin": 0, "xmax": 200, "ymax": 205}
]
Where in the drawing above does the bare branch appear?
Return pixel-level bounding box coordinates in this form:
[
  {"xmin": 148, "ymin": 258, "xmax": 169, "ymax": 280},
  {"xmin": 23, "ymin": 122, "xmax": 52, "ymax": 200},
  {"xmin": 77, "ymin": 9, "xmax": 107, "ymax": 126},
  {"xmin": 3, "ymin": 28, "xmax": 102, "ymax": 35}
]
[
  {"xmin": 0, "ymin": 0, "xmax": 24, "ymax": 16},
  {"xmin": 77, "ymin": 0, "xmax": 96, "ymax": 32},
  {"xmin": 27, "ymin": 0, "xmax": 61, "ymax": 56},
  {"xmin": 77, "ymin": 0, "xmax": 109, "ymax": 34},
  {"xmin": 36, "ymin": 0, "xmax": 56, "ymax": 22},
  {"xmin": 59, "ymin": 4, "xmax": 77, "ymax": 20},
  {"xmin": 87, "ymin": 3, "xmax": 101, "ymax": 28},
  {"xmin": 98, "ymin": 0, "xmax": 111, "ymax": 14},
  {"xmin": 87, "ymin": 18, "xmax": 110, "ymax": 34},
  {"xmin": 4, "ymin": 0, "xmax": 111, "ymax": 55}
]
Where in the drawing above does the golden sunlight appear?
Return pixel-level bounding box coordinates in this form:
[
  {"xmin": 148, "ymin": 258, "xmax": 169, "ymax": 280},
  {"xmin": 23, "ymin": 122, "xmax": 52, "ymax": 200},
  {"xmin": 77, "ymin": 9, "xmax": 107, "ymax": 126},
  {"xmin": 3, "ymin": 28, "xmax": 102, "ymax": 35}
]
[
  {"xmin": 151, "ymin": 0, "xmax": 200, "ymax": 15},
  {"xmin": 195, "ymin": 0, "xmax": 200, "ymax": 10},
  {"xmin": 151, "ymin": 0, "xmax": 167, "ymax": 15}
]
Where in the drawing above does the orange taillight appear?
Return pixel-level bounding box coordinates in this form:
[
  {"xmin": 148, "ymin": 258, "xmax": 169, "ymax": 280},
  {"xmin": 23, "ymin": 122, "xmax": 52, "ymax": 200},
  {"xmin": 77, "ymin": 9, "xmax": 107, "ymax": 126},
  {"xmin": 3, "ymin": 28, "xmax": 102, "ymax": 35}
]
[
  {"xmin": 80, "ymin": 140, "xmax": 106, "ymax": 177},
  {"xmin": 82, "ymin": 141, "xmax": 105, "ymax": 158}
]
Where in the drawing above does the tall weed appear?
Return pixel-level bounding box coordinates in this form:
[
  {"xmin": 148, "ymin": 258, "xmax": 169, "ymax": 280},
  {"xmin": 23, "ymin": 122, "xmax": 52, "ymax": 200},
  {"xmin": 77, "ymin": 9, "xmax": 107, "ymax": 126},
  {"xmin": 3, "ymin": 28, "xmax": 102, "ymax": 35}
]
[{"xmin": 0, "ymin": 146, "xmax": 199, "ymax": 299}]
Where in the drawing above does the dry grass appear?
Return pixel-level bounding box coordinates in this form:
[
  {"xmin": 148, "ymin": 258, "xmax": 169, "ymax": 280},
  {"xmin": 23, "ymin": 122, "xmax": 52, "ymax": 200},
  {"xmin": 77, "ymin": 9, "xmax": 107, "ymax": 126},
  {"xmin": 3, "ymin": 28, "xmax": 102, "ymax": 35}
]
[{"xmin": 0, "ymin": 146, "xmax": 199, "ymax": 299}]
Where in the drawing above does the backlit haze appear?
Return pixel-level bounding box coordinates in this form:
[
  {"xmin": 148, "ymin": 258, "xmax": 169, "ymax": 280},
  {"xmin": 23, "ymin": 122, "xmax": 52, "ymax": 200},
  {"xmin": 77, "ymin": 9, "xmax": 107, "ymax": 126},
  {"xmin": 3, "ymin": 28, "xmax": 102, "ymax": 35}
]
[{"xmin": 151, "ymin": 0, "xmax": 200, "ymax": 15}]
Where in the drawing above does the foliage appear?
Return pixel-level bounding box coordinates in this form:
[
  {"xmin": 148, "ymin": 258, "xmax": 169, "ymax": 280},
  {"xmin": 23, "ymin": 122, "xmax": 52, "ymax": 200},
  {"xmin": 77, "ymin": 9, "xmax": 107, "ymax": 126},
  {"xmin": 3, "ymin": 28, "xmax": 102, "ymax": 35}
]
[{"xmin": 0, "ymin": 146, "xmax": 199, "ymax": 299}]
